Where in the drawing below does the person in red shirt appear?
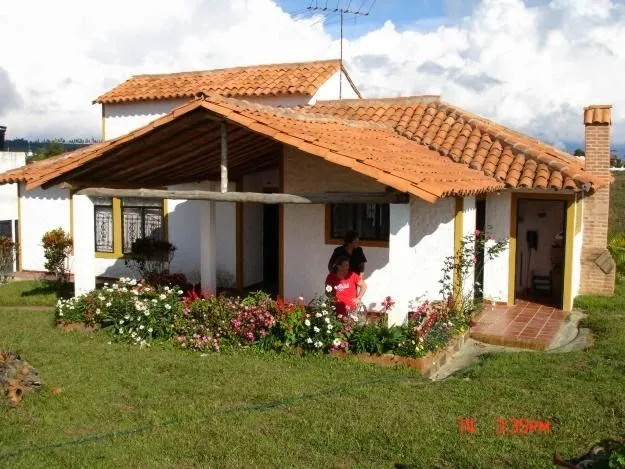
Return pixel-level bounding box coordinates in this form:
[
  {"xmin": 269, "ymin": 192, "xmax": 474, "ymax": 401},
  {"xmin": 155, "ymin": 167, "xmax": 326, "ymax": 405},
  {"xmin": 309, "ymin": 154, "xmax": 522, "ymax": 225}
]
[{"xmin": 325, "ymin": 255, "xmax": 367, "ymax": 315}]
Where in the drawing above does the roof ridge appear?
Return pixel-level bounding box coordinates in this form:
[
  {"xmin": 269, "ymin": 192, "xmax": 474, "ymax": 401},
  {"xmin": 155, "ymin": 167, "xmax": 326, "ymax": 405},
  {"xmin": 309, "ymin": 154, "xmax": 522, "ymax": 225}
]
[
  {"xmin": 218, "ymin": 96, "xmax": 395, "ymax": 131},
  {"xmin": 314, "ymin": 95, "xmax": 441, "ymax": 106},
  {"xmin": 132, "ymin": 59, "xmax": 341, "ymax": 79}
]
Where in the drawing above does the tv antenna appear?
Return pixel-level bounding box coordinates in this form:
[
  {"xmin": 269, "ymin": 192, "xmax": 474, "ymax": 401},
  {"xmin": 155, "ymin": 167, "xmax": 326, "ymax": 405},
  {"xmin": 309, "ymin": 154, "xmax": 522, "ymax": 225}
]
[{"xmin": 306, "ymin": 1, "xmax": 375, "ymax": 98}]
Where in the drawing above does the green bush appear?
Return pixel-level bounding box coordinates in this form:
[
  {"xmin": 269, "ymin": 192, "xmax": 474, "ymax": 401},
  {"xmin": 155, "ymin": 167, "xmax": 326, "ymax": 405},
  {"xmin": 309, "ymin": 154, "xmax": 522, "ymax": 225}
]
[
  {"xmin": 608, "ymin": 233, "xmax": 625, "ymax": 281},
  {"xmin": 42, "ymin": 228, "xmax": 72, "ymax": 282}
]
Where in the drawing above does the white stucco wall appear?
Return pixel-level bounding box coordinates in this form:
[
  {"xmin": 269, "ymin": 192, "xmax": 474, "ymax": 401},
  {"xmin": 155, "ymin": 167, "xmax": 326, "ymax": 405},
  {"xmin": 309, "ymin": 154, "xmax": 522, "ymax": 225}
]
[
  {"xmin": 20, "ymin": 185, "xmax": 72, "ymax": 272},
  {"xmin": 483, "ymin": 192, "xmax": 511, "ymax": 302},
  {"xmin": 283, "ymin": 147, "xmax": 390, "ymax": 306},
  {"xmin": 572, "ymin": 194, "xmax": 584, "ymax": 300},
  {"xmin": 0, "ymin": 152, "xmax": 25, "ymax": 225},
  {"xmin": 309, "ymin": 70, "xmax": 360, "ymax": 103},
  {"xmin": 462, "ymin": 196, "xmax": 477, "ymax": 299},
  {"xmin": 104, "ymin": 100, "xmax": 188, "ymax": 139}
]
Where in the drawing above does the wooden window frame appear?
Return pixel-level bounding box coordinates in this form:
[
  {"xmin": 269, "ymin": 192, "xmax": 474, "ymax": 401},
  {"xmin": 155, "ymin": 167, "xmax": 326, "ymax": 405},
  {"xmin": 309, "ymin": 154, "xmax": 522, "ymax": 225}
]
[
  {"xmin": 324, "ymin": 203, "xmax": 390, "ymax": 248},
  {"xmin": 94, "ymin": 197, "xmax": 168, "ymax": 259}
]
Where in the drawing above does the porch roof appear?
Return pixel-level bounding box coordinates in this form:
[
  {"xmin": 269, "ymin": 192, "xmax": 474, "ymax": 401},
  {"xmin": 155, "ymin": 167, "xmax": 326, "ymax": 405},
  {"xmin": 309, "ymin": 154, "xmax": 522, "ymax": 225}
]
[{"xmin": 0, "ymin": 96, "xmax": 506, "ymax": 203}]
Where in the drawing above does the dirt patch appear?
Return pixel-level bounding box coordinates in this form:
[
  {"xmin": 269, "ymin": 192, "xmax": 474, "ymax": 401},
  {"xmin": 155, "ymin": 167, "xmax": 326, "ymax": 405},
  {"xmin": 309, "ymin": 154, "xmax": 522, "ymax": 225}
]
[
  {"xmin": 56, "ymin": 321, "xmax": 98, "ymax": 333},
  {"xmin": 0, "ymin": 351, "xmax": 41, "ymax": 407}
]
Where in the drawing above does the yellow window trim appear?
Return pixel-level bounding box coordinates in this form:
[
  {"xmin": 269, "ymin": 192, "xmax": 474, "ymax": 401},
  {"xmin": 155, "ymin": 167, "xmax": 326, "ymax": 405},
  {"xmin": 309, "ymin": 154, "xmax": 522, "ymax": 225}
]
[{"xmin": 94, "ymin": 197, "xmax": 168, "ymax": 259}]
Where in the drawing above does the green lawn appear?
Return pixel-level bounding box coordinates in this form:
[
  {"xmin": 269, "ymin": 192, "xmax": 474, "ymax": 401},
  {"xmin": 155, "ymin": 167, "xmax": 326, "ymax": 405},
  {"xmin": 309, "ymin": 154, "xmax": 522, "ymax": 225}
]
[
  {"xmin": 1, "ymin": 287, "xmax": 625, "ymax": 468},
  {"xmin": 0, "ymin": 280, "xmax": 71, "ymax": 307},
  {"xmin": 610, "ymin": 171, "xmax": 625, "ymax": 235}
]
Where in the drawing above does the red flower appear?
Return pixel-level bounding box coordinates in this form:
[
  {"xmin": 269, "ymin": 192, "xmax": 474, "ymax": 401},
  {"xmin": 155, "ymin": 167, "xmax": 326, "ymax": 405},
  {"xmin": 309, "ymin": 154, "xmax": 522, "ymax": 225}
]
[{"xmin": 474, "ymin": 229, "xmax": 481, "ymax": 237}]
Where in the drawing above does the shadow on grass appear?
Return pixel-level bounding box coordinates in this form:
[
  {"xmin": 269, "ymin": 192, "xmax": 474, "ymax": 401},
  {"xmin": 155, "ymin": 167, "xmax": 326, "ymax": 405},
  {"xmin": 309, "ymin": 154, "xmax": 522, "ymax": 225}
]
[{"xmin": 20, "ymin": 281, "xmax": 73, "ymax": 300}]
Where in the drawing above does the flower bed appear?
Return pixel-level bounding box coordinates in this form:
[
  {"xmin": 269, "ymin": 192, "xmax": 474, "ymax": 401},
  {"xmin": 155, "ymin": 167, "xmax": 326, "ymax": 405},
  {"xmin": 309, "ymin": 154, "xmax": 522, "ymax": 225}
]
[{"xmin": 55, "ymin": 279, "xmax": 471, "ymax": 373}]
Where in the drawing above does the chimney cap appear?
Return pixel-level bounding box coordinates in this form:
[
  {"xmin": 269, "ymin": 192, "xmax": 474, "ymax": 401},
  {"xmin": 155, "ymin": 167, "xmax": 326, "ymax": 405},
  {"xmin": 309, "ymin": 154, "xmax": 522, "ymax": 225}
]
[{"xmin": 584, "ymin": 105, "xmax": 612, "ymax": 125}]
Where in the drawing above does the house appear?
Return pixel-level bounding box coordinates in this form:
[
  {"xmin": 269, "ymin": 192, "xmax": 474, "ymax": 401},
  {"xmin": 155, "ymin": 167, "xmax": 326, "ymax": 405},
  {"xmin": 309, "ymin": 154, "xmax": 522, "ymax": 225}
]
[{"xmin": 0, "ymin": 59, "xmax": 615, "ymax": 325}]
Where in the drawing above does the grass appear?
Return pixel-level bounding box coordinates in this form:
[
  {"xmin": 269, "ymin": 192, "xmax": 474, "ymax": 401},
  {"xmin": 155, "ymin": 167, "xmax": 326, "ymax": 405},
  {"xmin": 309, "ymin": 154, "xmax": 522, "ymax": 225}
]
[
  {"xmin": 0, "ymin": 280, "xmax": 71, "ymax": 307},
  {"xmin": 610, "ymin": 171, "xmax": 625, "ymax": 235},
  {"xmin": 0, "ymin": 288, "xmax": 624, "ymax": 468}
]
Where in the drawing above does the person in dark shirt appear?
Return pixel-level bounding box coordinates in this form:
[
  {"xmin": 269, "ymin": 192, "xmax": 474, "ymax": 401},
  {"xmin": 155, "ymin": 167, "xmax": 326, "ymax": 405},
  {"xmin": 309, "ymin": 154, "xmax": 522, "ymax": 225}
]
[{"xmin": 328, "ymin": 230, "xmax": 367, "ymax": 276}]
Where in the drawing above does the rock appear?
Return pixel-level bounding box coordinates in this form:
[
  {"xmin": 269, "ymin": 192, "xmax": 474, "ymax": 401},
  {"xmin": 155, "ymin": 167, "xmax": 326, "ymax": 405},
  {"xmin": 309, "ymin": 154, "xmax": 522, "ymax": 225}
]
[{"xmin": 0, "ymin": 351, "xmax": 41, "ymax": 407}]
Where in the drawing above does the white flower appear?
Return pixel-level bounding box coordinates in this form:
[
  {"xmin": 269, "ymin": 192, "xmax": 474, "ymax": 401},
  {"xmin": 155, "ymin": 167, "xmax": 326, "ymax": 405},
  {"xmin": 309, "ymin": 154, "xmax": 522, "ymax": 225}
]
[
  {"xmin": 152, "ymin": 299, "xmax": 157, "ymax": 304},
  {"xmin": 447, "ymin": 321, "xmax": 453, "ymax": 327},
  {"xmin": 322, "ymin": 310, "xmax": 328, "ymax": 316},
  {"xmin": 324, "ymin": 317, "xmax": 330, "ymax": 324},
  {"xmin": 304, "ymin": 319, "xmax": 311, "ymax": 326},
  {"xmin": 144, "ymin": 311, "xmax": 150, "ymax": 316},
  {"xmin": 104, "ymin": 283, "xmax": 109, "ymax": 287},
  {"xmin": 98, "ymin": 295, "xmax": 104, "ymax": 301},
  {"xmin": 148, "ymin": 327, "xmax": 153, "ymax": 333},
  {"xmin": 124, "ymin": 315, "xmax": 130, "ymax": 320},
  {"xmin": 313, "ymin": 326, "xmax": 320, "ymax": 333},
  {"xmin": 164, "ymin": 286, "xmax": 170, "ymax": 292},
  {"xmin": 337, "ymin": 315, "xmax": 343, "ymax": 319},
  {"xmin": 70, "ymin": 306, "xmax": 74, "ymax": 310},
  {"xmin": 132, "ymin": 290, "xmax": 139, "ymax": 296},
  {"xmin": 325, "ymin": 285, "xmax": 333, "ymax": 293},
  {"xmin": 165, "ymin": 304, "xmax": 171, "ymax": 310},
  {"xmin": 139, "ymin": 325, "xmax": 145, "ymax": 330},
  {"xmin": 96, "ymin": 309, "xmax": 101, "ymax": 315},
  {"xmin": 177, "ymin": 290, "xmax": 183, "ymax": 295},
  {"xmin": 106, "ymin": 302, "xmax": 112, "ymax": 307},
  {"xmin": 327, "ymin": 325, "xmax": 333, "ymax": 331},
  {"xmin": 314, "ymin": 341, "xmax": 323, "ymax": 348},
  {"xmin": 112, "ymin": 284, "xmax": 118, "ymax": 290},
  {"xmin": 119, "ymin": 319, "xmax": 124, "ymax": 324},
  {"xmin": 315, "ymin": 312, "xmax": 322, "ymax": 318},
  {"xmin": 58, "ymin": 312, "xmax": 63, "ymax": 317},
  {"xmin": 306, "ymin": 338, "xmax": 313, "ymax": 344},
  {"xmin": 131, "ymin": 332, "xmax": 137, "ymax": 338},
  {"xmin": 129, "ymin": 279, "xmax": 137, "ymax": 286},
  {"xmin": 333, "ymin": 338, "xmax": 341, "ymax": 346},
  {"xmin": 159, "ymin": 294, "xmax": 166, "ymax": 300},
  {"xmin": 298, "ymin": 296, "xmax": 304, "ymax": 302},
  {"xmin": 119, "ymin": 328, "xmax": 124, "ymax": 334}
]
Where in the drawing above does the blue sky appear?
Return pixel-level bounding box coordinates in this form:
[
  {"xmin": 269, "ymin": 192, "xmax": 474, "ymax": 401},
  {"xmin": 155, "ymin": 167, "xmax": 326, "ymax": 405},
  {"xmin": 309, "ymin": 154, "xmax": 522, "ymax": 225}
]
[{"xmin": 276, "ymin": 0, "xmax": 476, "ymax": 38}]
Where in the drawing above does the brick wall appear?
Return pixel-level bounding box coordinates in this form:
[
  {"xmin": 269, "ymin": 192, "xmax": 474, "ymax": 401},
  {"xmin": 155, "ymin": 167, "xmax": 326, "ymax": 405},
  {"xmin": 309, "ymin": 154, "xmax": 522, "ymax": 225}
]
[{"xmin": 580, "ymin": 105, "xmax": 616, "ymax": 295}]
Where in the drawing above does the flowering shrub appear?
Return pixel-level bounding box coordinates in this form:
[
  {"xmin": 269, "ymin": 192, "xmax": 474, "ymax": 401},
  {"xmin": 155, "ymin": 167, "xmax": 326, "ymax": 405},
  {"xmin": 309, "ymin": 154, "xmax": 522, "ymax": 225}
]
[
  {"xmin": 55, "ymin": 277, "xmax": 183, "ymax": 346},
  {"xmin": 269, "ymin": 297, "xmax": 306, "ymax": 349},
  {"xmin": 296, "ymin": 295, "xmax": 349, "ymax": 352},
  {"xmin": 231, "ymin": 292, "xmax": 275, "ymax": 345},
  {"xmin": 42, "ymin": 228, "xmax": 72, "ymax": 282},
  {"xmin": 0, "ymin": 236, "xmax": 15, "ymax": 283}
]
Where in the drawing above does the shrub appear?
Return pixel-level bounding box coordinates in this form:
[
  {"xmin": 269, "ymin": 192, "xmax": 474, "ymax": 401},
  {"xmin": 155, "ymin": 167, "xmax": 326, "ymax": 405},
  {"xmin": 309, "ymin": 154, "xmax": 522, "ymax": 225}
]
[
  {"xmin": 0, "ymin": 236, "xmax": 15, "ymax": 283},
  {"xmin": 42, "ymin": 228, "xmax": 72, "ymax": 282},
  {"xmin": 231, "ymin": 292, "xmax": 275, "ymax": 345},
  {"xmin": 124, "ymin": 237, "xmax": 176, "ymax": 281},
  {"xmin": 296, "ymin": 295, "xmax": 348, "ymax": 352},
  {"xmin": 608, "ymin": 233, "xmax": 625, "ymax": 282}
]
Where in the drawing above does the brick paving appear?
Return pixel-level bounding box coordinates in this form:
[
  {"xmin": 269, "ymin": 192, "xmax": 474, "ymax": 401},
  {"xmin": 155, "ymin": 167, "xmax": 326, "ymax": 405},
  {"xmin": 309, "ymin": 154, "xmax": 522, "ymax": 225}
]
[{"xmin": 470, "ymin": 300, "xmax": 568, "ymax": 350}]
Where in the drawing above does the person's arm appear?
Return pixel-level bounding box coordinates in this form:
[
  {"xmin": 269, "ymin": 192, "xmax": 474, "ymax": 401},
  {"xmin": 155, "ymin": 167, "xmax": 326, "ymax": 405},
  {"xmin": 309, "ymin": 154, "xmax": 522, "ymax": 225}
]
[{"xmin": 355, "ymin": 276, "xmax": 367, "ymax": 304}]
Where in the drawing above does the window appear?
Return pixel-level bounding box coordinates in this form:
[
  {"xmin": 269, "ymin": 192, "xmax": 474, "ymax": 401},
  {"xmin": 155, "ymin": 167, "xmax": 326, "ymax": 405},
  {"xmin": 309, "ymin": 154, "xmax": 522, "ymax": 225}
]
[
  {"xmin": 0, "ymin": 220, "xmax": 12, "ymax": 239},
  {"xmin": 122, "ymin": 198, "xmax": 164, "ymax": 253},
  {"xmin": 94, "ymin": 197, "xmax": 114, "ymax": 253},
  {"xmin": 327, "ymin": 203, "xmax": 390, "ymax": 244}
]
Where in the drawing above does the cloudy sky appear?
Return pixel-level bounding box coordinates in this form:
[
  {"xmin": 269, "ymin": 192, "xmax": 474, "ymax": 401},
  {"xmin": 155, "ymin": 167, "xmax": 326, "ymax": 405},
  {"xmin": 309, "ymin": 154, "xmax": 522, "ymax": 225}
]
[{"xmin": 0, "ymin": 0, "xmax": 623, "ymax": 151}]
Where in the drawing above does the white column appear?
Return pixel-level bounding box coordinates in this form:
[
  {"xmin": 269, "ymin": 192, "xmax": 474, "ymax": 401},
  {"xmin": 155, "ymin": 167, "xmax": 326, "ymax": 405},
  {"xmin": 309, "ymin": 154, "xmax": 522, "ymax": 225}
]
[
  {"xmin": 388, "ymin": 203, "xmax": 411, "ymax": 326},
  {"xmin": 72, "ymin": 194, "xmax": 96, "ymax": 296},
  {"xmin": 200, "ymin": 200, "xmax": 217, "ymax": 294}
]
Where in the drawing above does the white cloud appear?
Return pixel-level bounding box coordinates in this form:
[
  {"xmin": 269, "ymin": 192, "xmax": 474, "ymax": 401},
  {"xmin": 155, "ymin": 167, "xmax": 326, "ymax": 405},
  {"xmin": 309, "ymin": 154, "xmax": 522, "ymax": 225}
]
[{"xmin": 0, "ymin": 0, "xmax": 623, "ymax": 148}]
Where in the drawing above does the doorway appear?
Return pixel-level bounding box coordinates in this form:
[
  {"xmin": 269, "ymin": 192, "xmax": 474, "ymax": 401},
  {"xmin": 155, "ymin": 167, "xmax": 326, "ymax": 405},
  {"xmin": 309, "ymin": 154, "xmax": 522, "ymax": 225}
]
[
  {"xmin": 514, "ymin": 199, "xmax": 567, "ymax": 308},
  {"xmin": 262, "ymin": 190, "xmax": 280, "ymax": 297}
]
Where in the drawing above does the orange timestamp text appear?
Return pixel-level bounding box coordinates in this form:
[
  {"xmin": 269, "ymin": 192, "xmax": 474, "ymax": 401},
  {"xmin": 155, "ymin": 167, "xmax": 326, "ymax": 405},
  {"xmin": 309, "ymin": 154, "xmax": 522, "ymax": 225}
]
[{"xmin": 457, "ymin": 417, "xmax": 552, "ymax": 435}]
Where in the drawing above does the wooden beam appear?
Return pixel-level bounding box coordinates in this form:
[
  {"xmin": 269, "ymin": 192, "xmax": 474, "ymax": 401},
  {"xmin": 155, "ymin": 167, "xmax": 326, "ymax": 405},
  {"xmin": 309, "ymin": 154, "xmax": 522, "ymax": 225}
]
[
  {"xmin": 76, "ymin": 187, "xmax": 409, "ymax": 205},
  {"xmin": 221, "ymin": 121, "xmax": 228, "ymax": 193}
]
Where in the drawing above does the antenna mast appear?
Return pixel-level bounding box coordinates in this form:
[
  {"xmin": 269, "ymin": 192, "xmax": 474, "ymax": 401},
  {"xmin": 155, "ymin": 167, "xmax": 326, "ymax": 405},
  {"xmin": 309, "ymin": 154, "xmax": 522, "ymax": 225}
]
[{"xmin": 307, "ymin": 1, "xmax": 371, "ymax": 98}]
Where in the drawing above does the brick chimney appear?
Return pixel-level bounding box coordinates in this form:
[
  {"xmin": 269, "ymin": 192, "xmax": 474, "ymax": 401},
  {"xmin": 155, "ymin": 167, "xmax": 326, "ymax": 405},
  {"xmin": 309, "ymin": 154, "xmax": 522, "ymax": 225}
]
[{"xmin": 579, "ymin": 104, "xmax": 615, "ymax": 296}]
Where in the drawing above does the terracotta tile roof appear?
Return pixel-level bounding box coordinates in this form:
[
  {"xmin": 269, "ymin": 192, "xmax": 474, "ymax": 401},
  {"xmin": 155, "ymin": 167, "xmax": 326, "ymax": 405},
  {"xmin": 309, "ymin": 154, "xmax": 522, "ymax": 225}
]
[
  {"xmin": 0, "ymin": 97, "xmax": 503, "ymax": 203},
  {"xmin": 584, "ymin": 105, "xmax": 612, "ymax": 125},
  {"xmin": 93, "ymin": 59, "xmax": 355, "ymax": 104},
  {"xmin": 299, "ymin": 96, "xmax": 600, "ymax": 192}
]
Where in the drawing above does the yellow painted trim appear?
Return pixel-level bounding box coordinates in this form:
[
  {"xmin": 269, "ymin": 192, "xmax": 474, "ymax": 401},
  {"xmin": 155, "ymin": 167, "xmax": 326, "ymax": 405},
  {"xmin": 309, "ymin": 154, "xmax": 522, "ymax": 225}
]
[
  {"xmin": 563, "ymin": 199, "xmax": 575, "ymax": 311},
  {"xmin": 101, "ymin": 104, "xmax": 106, "ymax": 141},
  {"xmin": 162, "ymin": 199, "xmax": 169, "ymax": 241},
  {"xmin": 508, "ymin": 195, "xmax": 518, "ymax": 305},
  {"xmin": 16, "ymin": 182, "xmax": 22, "ymax": 271},
  {"xmin": 508, "ymin": 192, "xmax": 575, "ymax": 308},
  {"xmin": 69, "ymin": 192, "xmax": 74, "ymax": 255},
  {"xmin": 453, "ymin": 197, "xmax": 464, "ymax": 304}
]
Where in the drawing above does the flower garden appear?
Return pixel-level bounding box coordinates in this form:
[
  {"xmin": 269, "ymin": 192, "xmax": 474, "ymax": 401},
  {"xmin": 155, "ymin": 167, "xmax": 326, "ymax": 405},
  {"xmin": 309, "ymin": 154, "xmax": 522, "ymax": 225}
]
[{"xmin": 55, "ymin": 278, "xmax": 469, "ymax": 363}]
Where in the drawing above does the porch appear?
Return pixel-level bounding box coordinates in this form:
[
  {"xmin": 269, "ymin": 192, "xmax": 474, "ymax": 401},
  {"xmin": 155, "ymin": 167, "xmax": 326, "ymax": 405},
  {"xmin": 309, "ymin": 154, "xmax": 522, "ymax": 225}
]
[{"xmin": 470, "ymin": 300, "xmax": 568, "ymax": 350}]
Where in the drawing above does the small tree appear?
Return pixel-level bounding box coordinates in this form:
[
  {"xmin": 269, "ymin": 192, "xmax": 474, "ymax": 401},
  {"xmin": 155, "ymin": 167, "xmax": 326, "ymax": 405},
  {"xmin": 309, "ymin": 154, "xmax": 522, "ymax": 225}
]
[
  {"xmin": 42, "ymin": 228, "xmax": 73, "ymax": 282},
  {"xmin": 439, "ymin": 230, "xmax": 508, "ymax": 316},
  {"xmin": 0, "ymin": 236, "xmax": 16, "ymax": 283}
]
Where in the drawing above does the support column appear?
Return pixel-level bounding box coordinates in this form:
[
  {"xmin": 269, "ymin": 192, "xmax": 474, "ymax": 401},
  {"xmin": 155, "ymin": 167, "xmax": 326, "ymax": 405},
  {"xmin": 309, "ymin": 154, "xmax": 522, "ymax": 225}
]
[
  {"xmin": 72, "ymin": 193, "xmax": 95, "ymax": 296},
  {"xmin": 389, "ymin": 203, "xmax": 411, "ymax": 326},
  {"xmin": 200, "ymin": 200, "xmax": 217, "ymax": 294}
]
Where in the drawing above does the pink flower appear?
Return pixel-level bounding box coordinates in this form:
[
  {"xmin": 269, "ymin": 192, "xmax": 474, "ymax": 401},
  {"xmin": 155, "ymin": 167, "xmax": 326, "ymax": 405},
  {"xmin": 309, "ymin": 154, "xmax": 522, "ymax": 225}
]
[
  {"xmin": 472, "ymin": 256, "xmax": 477, "ymax": 264},
  {"xmin": 474, "ymin": 229, "xmax": 481, "ymax": 237}
]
